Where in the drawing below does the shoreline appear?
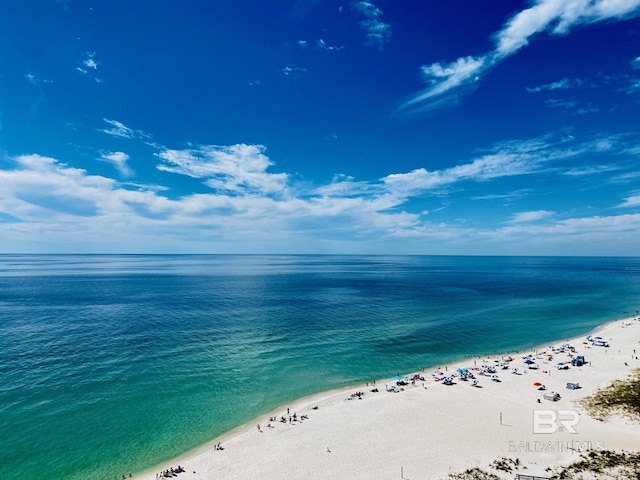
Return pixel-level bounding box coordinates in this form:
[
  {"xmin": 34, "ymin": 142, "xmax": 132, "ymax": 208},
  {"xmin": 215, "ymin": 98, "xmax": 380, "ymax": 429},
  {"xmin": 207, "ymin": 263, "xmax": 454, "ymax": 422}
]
[{"xmin": 132, "ymin": 317, "xmax": 640, "ymax": 480}]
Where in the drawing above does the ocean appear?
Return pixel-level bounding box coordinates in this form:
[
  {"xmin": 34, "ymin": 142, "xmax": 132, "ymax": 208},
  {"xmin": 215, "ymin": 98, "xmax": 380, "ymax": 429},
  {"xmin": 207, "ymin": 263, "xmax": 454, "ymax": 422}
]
[{"xmin": 1, "ymin": 255, "xmax": 639, "ymax": 480}]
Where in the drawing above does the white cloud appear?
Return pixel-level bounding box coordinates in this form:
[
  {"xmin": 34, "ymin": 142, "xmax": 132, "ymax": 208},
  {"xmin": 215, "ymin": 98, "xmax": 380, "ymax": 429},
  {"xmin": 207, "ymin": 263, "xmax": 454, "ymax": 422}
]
[
  {"xmin": 382, "ymin": 144, "xmax": 553, "ymax": 197},
  {"xmin": 100, "ymin": 118, "xmax": 149, "ymax": 140},
  {"xmin": 282, "ymin": 65, "xmax": 307, "ymax": 77},
  {"xmin": 25, "ymin": 73, "xmax": 54, "ymax": 86},
  {"xmin": 400, "ymin": 0, "xmax": 640, "ymax": 112},
  {"xmin": 545, "ymin": 98, "xmax": 579, "ymax": 109},
  {"xmin": 77, "ymin": 52, "xmax": 102, "ymax": 83},
  {"xmin": 316, "ymin": 39, "xmax": 345, "ymax": 51},
  {"xmin": 527, "ymin": 77, "xmax": 573, "ymax": 92},
  {"xmin": 99, "ymin": 151, "xmax": 134, "ymax": 177},
  {"xmin": 632, "ymin": 56, "xmax": 640, "ymax": 69},
  {"xmin": 510, "ymin": 210, "xmax": 555, "ymax": 223},
  {"xmin": 1, "ymin": 131, "xmax": 639, "ymax": 254},
  {"xmin": 618, "ymin": 194, "xmax": 640, "ymax": 207},
  {"xmin": 83, "ymin": 58, "xmax": 98, "ymax": 70},
  {"xmin": 497, "ymin": 213, "xmax": 640, "ymax": 241},
  {"xmin": 0, "ymin": 154, "xmax": 114, "ymax": 221},
  {"xmin": 101, "ymin": 118, "xmax": 134, "ymax": 138},
  {"xmin": 157, "ymin": 144, "xmax": 290, "ymax": 196},
  {"xmin": 612, "ymin": 170, "xmax": 640, "ymax": 183},
  {"xmin": 353, "ymin": 0, "xmax": 391, "ymax": 48},
  {"xmin": 495, "ymin": 0, "xmax": 640, "ymax": 58},
  {"xmin": 564, "ymin": 164, "xmax": 618, "ymax": 176},
  {"xmin": 422, "ymin": 57, "xmax": 483, "ymax": 95},
  {"xmin": 624, "ymin": 78, "xmax": 640, "ymax": 94}
]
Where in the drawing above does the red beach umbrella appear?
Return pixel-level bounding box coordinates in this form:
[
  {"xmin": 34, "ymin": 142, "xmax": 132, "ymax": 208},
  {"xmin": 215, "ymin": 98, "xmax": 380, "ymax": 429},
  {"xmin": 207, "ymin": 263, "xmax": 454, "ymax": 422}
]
[{"xmin": 533, "ymin": 382, "xmax": 542, "ymax": 386}]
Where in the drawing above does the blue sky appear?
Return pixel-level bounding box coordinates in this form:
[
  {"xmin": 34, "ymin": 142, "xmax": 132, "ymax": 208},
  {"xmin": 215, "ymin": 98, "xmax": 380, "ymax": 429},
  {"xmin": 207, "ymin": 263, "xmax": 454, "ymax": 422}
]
[{"xmin": 1, "ymin": 0, "xmax": 640, "ymax": 255}]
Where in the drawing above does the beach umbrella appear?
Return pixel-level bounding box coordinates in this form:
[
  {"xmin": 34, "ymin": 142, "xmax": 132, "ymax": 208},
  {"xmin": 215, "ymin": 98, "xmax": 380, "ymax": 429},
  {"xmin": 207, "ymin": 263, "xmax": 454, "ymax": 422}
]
[
  {"xmin": 524, "ymin": 359, "xmax": 535, "ymax": 365},
  {"xmin": 533, "ymin": 382, "xmax": 542, "ymax": 386},
  {"xmin": 557, "ymin": 362, "xmax": 564, "ymax": 366}
]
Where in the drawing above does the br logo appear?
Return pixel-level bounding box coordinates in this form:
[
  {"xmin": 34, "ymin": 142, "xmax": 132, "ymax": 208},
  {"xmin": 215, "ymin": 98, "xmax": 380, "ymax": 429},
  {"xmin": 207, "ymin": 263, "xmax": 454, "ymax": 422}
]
[{"xmin": 533, "ymin": 410, "xmax": 580, "ymax": 434}]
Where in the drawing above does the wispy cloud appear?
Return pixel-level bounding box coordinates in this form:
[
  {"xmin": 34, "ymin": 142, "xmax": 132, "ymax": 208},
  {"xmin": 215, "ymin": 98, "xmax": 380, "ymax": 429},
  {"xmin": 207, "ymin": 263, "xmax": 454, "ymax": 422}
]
[
  {"xmin": 510, "ymin": 210, "xmax": 555, "ymax": 224},
  {"xmin": 380, "ymin": 135, "xmax": 579, "ymax": 198},
  {"xmin": 495, "ymin": 213, "xmax": 640, "ymax": 247},
  {"xmin": 282, "ymin": 65, "xmax": 307, "ymax": 78},
  {"xmin": 99, "ymin": 151, "xmax": 134, "ymax": 178},
  {"xmin": 316, "ymin": 39, "xmax": 345, "ymax": 51},
  {"xmin": 25, "ymin": 74, "xmax": 54, "ymax": 86},
  {"xmin": 623, "ymin": 78, "xmax": 640, "ymax": 94},
  {"xmin": 618, "ymin": 194, "xmax": 640, "ymax": 207},
  {"xmin": 564, "ymin": 164, "xmax": 618, "ymax": 176},
  {"xmin": 544, "ymin": 97, "xmax": 599, "ymax": 114},
  {"xmin": 353, "ymin": 0, "xmax": 391, "ymax": 49},
  {"xmin": 296, "ymin": 38, "xmax": 344, "ymax": 52},
  {"xmin": 527, "ymin": 77, "xmax": 575, "ymax": 92},
  {"xmin": 76, "ymin": 52, "xmax": 102, "ymax": 83},
  {"xmin": 100, "ymin": 118, "xmax": 149, "ymax": 140},
  {"xmin": 405, "ymin": 56, "xmax": 485, "ymax": 111},
  {"xmin": 472, "ymin": 189, "xmax": 534, "ymax": 202},
  {"xmin": 157, "ymin": 144, "xmax": 290, "ymax": 196},
  {"xmin": 400, "ymin": 0, "xmax": 640, "ymax": 112}
]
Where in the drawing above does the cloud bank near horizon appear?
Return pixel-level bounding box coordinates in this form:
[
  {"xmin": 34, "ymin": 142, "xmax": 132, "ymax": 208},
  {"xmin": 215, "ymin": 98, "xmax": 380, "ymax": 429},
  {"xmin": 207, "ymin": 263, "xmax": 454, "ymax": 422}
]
[{"xmin": 1, "ymin": 122, "xmax": 639, "ymax": 254}]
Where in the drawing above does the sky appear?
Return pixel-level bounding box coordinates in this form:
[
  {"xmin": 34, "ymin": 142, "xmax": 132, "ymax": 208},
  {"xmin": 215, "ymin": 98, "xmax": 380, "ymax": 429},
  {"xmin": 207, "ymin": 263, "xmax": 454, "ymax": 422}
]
[{"xmin": 1, "ymin": 0, "xmax": 640, "ymax": 255}]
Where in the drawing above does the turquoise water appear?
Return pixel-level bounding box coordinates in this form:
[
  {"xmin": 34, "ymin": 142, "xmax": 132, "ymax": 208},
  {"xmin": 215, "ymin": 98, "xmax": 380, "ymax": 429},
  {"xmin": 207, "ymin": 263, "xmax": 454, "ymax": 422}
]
[{"xmin": 1, "ymin": 255, "xmax": 639, "ymax": 480}]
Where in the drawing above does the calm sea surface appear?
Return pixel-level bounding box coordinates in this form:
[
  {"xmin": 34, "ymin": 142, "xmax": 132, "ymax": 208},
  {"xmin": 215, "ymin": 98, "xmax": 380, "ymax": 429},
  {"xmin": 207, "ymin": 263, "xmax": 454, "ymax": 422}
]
[{"xmin": 1, "ymin": 255, "xmax": 639, "ymax": 480}]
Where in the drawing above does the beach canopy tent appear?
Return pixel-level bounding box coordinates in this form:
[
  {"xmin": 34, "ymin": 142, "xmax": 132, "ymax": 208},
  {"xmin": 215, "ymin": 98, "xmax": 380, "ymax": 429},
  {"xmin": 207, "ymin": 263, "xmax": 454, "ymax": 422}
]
[
  {"xmin": 544, "ymin": 391, "xmax": 561, "ymax": 401},
  {"xmin": 572, "ymin": 356, "xmax": 585, "ymax": 366}
]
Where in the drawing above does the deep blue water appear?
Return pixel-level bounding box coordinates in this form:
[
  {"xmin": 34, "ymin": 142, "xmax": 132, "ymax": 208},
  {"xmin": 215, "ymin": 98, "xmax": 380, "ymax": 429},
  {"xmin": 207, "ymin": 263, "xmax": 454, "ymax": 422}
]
[{"xmin": 0, "ymin": 255, "xmax": 639, "ymax": 480}]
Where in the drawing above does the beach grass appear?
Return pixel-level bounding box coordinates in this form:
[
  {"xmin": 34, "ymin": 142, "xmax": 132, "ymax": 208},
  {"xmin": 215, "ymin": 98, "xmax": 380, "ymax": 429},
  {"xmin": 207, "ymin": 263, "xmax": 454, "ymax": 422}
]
[
  {"xmin": 551, "ymin": 450, "xmax": 640, "ymax": 479},
  {"xmin": 444, "ymin": 467, "xmax": 501, "ymax": 479},
  {"xmin": 578, "ymin": 368, "xmax": 640, "ymax": 422}
]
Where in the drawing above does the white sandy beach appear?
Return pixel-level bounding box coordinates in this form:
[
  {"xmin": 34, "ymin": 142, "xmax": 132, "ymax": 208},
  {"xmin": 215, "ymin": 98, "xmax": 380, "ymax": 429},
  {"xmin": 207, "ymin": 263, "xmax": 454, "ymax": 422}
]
[{"xmin": 134, "ymin": 318, "xmax": 640, "ymax": 480}]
